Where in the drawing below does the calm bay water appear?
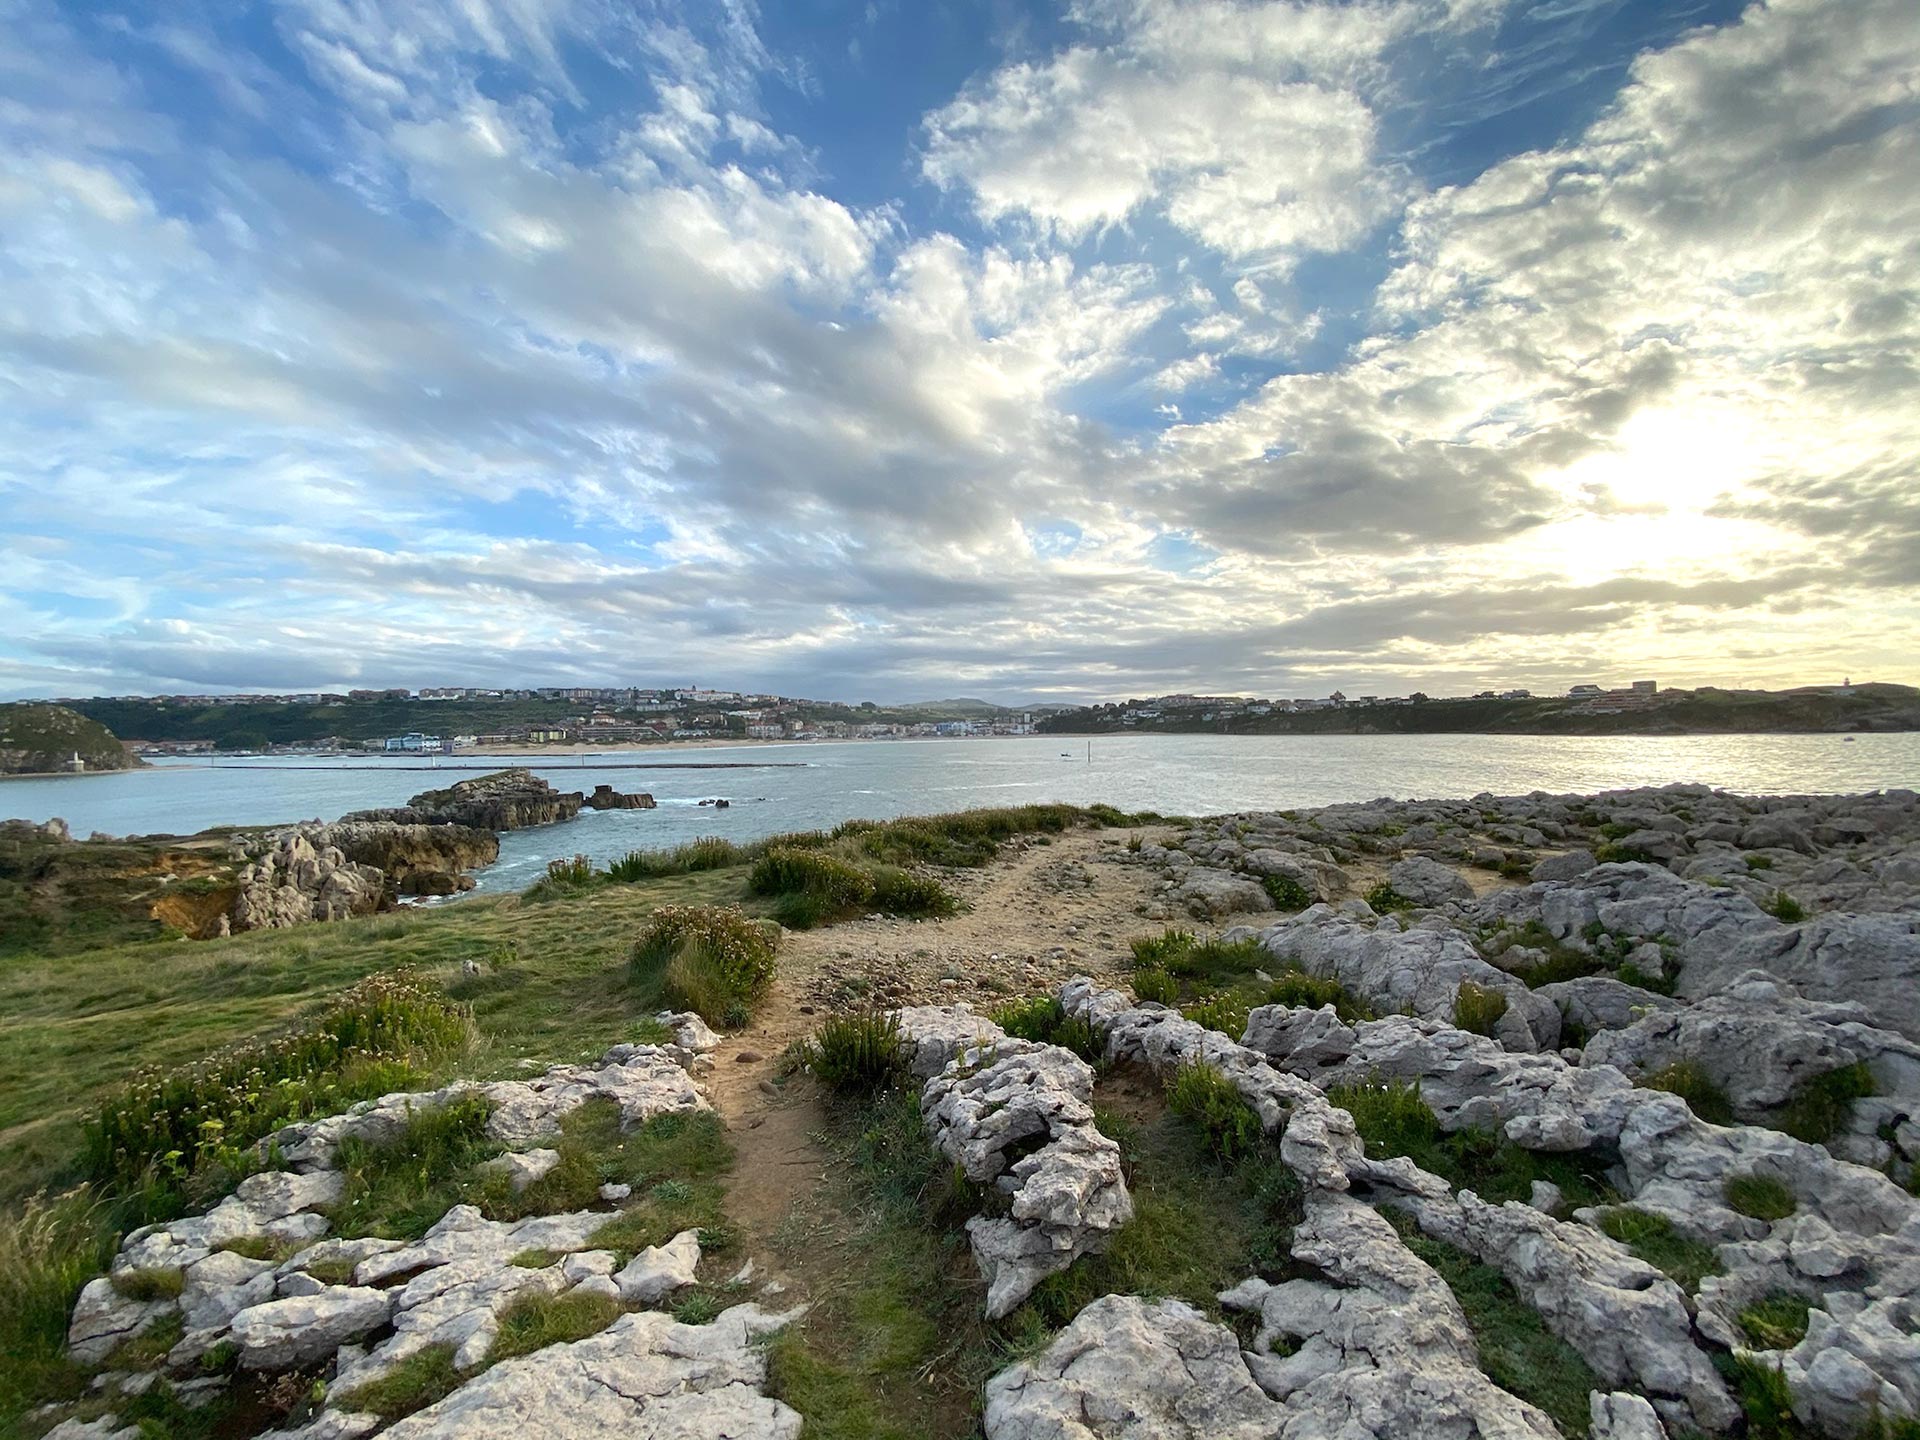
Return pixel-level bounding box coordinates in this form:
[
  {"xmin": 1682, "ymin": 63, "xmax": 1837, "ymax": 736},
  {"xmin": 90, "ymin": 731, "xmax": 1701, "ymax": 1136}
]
[{"xmin": 5, "ymin": 733, "xmax": 1917, "ymax": 892}]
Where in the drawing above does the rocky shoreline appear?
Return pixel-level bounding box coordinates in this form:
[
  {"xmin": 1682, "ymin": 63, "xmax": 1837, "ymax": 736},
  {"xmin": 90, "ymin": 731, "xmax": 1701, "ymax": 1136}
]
[{"xmin": 27, "ymin": 783, "xmax": 1920, "ymax": 1439}]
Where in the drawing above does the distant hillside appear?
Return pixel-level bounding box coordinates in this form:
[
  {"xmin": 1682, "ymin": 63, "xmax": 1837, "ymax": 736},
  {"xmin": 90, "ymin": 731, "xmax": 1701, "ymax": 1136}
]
[
  {"xmin": 0, "ymin": 703, "xmax": 141, "ymax": 775},
  {"xmin": 1040, "ymin": 684, "xmax": 1920, "ymax": 738},
  {"xmin": 899, "ymin": 698, "xmax": 1007, "ymax": 716}
]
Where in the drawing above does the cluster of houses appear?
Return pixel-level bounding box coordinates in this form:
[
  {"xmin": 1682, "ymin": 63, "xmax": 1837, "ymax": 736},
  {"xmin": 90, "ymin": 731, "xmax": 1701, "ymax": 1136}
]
[{"xmin": 1089, "ymin": 681, "xmax": 1662, "ymax": 727}]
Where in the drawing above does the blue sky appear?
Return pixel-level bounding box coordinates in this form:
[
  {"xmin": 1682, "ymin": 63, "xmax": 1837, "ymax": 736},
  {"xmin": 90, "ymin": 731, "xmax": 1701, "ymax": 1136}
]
[{"xmin": 0, "ymin": 0, "xmax": 1915, "ymax": 703}]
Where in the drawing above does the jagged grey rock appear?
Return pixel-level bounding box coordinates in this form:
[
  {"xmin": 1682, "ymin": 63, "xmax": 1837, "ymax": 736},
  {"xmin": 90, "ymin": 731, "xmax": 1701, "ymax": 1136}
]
[
  {"xmin": 983, "ymin": 1295, "xmax": 1288, "ymax": 1439},
  {"xmin": 614, "ymin": 1229, "xmax": 702, "ymax": 1304},
  {"xmin": 900, "ymin": 1018, "xmax": 1132, "ymax": 1319},
  {"xmin": 893, "ymin": 1004, "xmax": 1006, "ymax": 1080},
  {"xmin": 476, "ymin": 1147, "xmax": 562, "ymax": 1194},
  {"xmin": 229, "ymin": 1287, "xmax": 392, "ymax": 1370},
  {"xmin": 1534, "ymin": 850, "xmax": 1600, "ymax": 883},
  {"xmin": 1591, "ymin": 1392, "xmax": 1669, "ymax": 1440},
  {"xmin": 1389, "ymin": 1190, "xmax": 1737, "ymax": 1431},
  {"xmin": 1258, "ymin": 906, "xmax": 1561, "ymax": 1051},
  {"xmin": 375, "ymin": 1305, "xmax": 803, "ymax": 1440},
  {"xmin": 1170, "ymin": 866, "xmax": 1271, "ymax": 919},
  {"xmin": 1536, "ymin": 976, "xmax": 1682, "ymax": 1036},
  {"xmin": 1220, "ymin": 1192, "xmax": 1563, "ymax": 1439},
  {"xmin": 1388, "ymin": 854, "xmax": 1476, "ymax": 907}
]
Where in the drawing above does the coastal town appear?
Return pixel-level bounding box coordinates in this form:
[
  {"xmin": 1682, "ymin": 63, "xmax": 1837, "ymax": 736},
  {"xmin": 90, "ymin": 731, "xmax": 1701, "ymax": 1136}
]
[{"xmin": 18, "ymin": 677, "xmax": 1907, "ymax": 763}]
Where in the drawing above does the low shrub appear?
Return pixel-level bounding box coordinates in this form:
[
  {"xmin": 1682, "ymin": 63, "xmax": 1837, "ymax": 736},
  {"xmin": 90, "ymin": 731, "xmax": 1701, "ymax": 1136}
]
[
  {"xmin": 605, "ymin": 849, "xmax": 682, "ymax": 882},
  {"xmin": 1641, "ymin": 1060, "xmax": 1736, "ymax": 1125},
  {"xmin": 680, "ymin": 836, "xmax": 744, "ymax": 871},
  {"xmin": 1267, "ymin": 972, "xmax": 1373, "ymax": 1023},
  {"xmin": 545, "ymin": 854, "xmax": 593, "ymax": 887},
  {"xmin": 847, "ymin": 805, "xmax": 1084, "ymax": 868},
  {"xmin": 1452, "ymin": 981, "xmax": 1509, "ymax": 1037},
  {"xmin": 83, "ymin": 969, "xmax": 472, "ymax": 1203},
  {"xmin": 1615, "ymin": 961, "xmax": 1677, "ymax": 996},
  {"xmin": 1363, "ymin": 882, "xmax": 1412, "ymax": 913},
  {"xmin": 1745, "ymin": 854, "xmax": 1774, "ymax": 871},
  {"xmin": 1329, "ymin": 1079, "xmax": 1440, "ymax": 1156},
  {"xmin": 1166, "ymin": 1060, "xmax": 1262, "ymax": 1162},
  {"xmin": 805, "ymin": 1012, "xmax": 908, "ymax": 1093},
  {"xmin": 868, "ymin": 866, "xmax": 959, "ymax": 919},
  {"xmin": 632, "ymin": 905, "xmax": 778, "ymax": 1027},
  {"xmin": 991, "ymin": 995, "xmax": 1065, "ymax": 1042},
  {"xmin": 1131, "ymin": 928, "xmax": 1197, "ymax": 970},
  {"xmin": 1725, "ymin": 1174, "xmax": 1797, "ymax": 1222},
  {"xmin": 1738, "ymin": 1292, "xmax": 1813, "ymax": 1351},
  {"xmin": 750, "ymin": 847, "xmax": 878, "ymax": 929},
  {"xmin": 1184, "ymin": 993, "xmax": 1251, "ymax": 1041},
  {"xmin": 1132, "ymin": 966, "xmax": 1178, "ymax": 1005},
  {"xmin": 1764, "ymin": 890, "xmax": 1807, "ymax": 923},
  {"xmin": 1597, "ymin": 1207, "xmax": 1723, "ymax": 1291},
  {"xmin": 1261, "ymin": 874, "xmax": 1312, "ymax": 911},
  {"xmin": 1776, "ymin": 1061, "xmax": 1875, "ymax": 1144},
  {"xmin": 111, "ymin": 1266, "xmax": 185, "ymax": 1301}
]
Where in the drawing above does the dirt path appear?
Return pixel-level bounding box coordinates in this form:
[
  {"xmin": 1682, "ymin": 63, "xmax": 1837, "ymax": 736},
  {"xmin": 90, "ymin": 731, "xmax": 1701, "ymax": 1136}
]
[{"xmin": 701, "ymin": 824, "xmax": 1200, "ymax": 1288}]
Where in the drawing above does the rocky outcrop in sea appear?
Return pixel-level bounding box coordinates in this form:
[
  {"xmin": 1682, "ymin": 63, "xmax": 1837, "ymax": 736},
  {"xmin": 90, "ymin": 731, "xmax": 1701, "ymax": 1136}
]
[{"xmin": 344, "ymin": 770, "xmax": 587, "ymax": 831}]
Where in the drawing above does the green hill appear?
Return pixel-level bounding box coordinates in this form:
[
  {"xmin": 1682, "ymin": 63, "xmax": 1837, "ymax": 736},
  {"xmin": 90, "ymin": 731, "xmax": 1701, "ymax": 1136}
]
[{"xmin": 0, "ymin": 704, "xmax": 141, "ymax": 776}]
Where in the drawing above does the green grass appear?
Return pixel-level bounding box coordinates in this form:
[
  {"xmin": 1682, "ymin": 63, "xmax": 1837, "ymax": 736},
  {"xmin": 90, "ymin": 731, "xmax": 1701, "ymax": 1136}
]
[
  {"xmin": 986, "ymin": 996, "xmax": 1103, "ymax": 1063},
  {"xmin": 1328, "ymin": 1079, "xmax": 1616, "ymax": 1210},
  {"xmin": 0, "ymin": 1194, "xmax": 120, "ymax": 1425},
  {"xmin": 333, "ymin": 1342, "xmax": 463, "ymax": 1420},
  {"xmin": 488, "ymin": 1287, "xmax": 623, "ymax": 1364},
  {"xmin": 81, "ymin": 969, "xmax": 473, "ymax": 1209},
  {"xmin": 330, "ymin": 1093, "xmax": 501, "ymax": 1241},
  {"xmin": 1739, "ymin": 1292, "xmax": 1813, "ymax": 1351},
  {"xmin": 1725, "ymin": 1174, "xmax": 1797, "ymax": 1222},
  {"xmin": 765, "ymin": 1085, "xmax": 1301, "ymax": 1439},
  {"xmin": 1265, "ymin": 971, "xmax": 1374, "ymax": 1022},
  {"xmin": 1596, "ymin": 1208, "xmax": 1723, "ymax": 1292},
  {"xmin": 1183, "ymin": 992, "xmax": 1250, "ymax": 1041},
  {"xmin": 1641, "ymin": 1061, "xmax": 1736, "ymax": 1125},
  {"xmin": 1776, "ymin": 1062, "xmax": 1875, "ymax": 1144},
  {"xmin": 1384, "ymin": 1209, "xmax": 1599, "ymax": 1438}
]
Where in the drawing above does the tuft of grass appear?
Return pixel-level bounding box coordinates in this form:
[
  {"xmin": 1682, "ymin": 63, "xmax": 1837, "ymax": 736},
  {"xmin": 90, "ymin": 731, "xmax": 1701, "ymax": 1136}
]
[
  {"xmin": 1452, "ymin": 981, "xmax": 1509, "ymax": 1037},
  {"xmin": 1166, "ymin": 1060, "xmax": 1263, "ymax": 1162},
  {"xmin": 0, "ymin": 1193, "xmax": 119, "ymax": 1426},
  {"xmin": 1725, "ymin": 1174, "xmax": 1797, "ymax": 1222},
  {"xmin": 671, "ymin": 1288, "xmax": 729, "ymax": 1326},
  {"xmin": 1776, "ymin": 1061, "xmax": 1875, "ymax": 1145},
  {"xmin": 111, "ymin": 1265, "xmax": 185, "ymax": 1301},
  {"xmin": 631, "ymin": 904, "xmax": 778, "ymax": 1027},
  {"xmin": 805, "ymin": 1012, "xmax": 909, "ymax": 1094},
  {"xmin": 82, "ymin": 969, "xmax": 471, "ymax": 1206},
  {"xmin": 1384, "ymin": 1210, "xmax": 1599, "ymax": 1438},
  {"xmin": 488, "ymin": 1287, "xmax": 622, "ymax": 1363},
  {"xmin": 532, "ymin": 853, "xmax": 594, "ymax": 896},
  {"xmin": 1131, "ymin": 927, "xmax": 1197, "ymax": 969},
  {"xmin": 329, "ymin": 1092, "xmax": 500, "ymax": 1241},
  {"xmin": 1641, "ymin": 1060, "xmax": 1736, "ymax": 1125},
  {"xmin": 334, "ymin": 1342, "xmax": 462, "ymax": 1420},
  {"xmin": 1727, "ymin": 1354, "xmax": 1799, "ymax": 1440},
  {"xmin": 1363, "ymin": 882, "xmax": 1413, "ymax": 913},
  {"xmin": 1739, "ymin": 1292, "xmax": 1813, "ymax": 1351},
  {"xmin": 1764, "ymin": 890, "xmax": 1807, "ymax": 923},
  {"xmin": 1745, "ymin": 854, "xmax": 1774, "ymax": 870},
  {"xmin": 1615, "ymin": 961, "xmax": 1677, "ymax": 996},
  {"xmin": 1260, "ymin": 874, "xmax": 1312, "ymax": 911},
  {"xmin": 1132, "ymin": 966, "xmax": 1178, "ymax": 1005},
  {"xmin": 1596, "ymin": 1208, "xmax": 1723, "ymax": 1292}
]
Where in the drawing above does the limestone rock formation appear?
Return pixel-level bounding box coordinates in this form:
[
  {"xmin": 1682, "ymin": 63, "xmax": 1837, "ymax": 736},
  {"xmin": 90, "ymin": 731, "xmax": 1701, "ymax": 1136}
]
[
  {"xmin": 585, "ymin": 784, "xmax": 656, "ymax": 810},
  {"xmin": 229, "ymin": 834, "xmax": 387, "ymax": 931},
  {"xmin": 301, "ymin": 820, "xmax": 499, "ymax": 895},
  {"xmin": 346, "ymin": 769, "xmax": 585, "ymax": 831}
]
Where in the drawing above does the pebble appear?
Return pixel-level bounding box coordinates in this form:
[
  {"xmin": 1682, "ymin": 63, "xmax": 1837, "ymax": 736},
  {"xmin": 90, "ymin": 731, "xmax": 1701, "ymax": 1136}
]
[
  {"xmin": 757, "ymin": 1080, "xmax": 780, "ymax": 1096},
  {"xmin": 734, "ymin": 1049, "xmax": 765, "ymax": 1064}
]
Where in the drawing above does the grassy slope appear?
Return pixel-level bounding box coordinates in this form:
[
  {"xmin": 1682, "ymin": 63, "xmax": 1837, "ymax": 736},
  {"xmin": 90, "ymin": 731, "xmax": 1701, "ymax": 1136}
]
[
  {"xmin": 0, "ymin": 703, "xmax": 138, "ymax": 773},
  {"xmin": 0, "ymin": 870, "xmax": 745, "ymax": 1204}
]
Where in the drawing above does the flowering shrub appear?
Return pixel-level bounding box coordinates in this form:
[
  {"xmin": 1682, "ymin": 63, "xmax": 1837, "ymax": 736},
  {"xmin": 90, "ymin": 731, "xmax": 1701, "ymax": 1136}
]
[{"xmin": 82, "ymin": 970, "xmax": 472, "ymax": 1203}]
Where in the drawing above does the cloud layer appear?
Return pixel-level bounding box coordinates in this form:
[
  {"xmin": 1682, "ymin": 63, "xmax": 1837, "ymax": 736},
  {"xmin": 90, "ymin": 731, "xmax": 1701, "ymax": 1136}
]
[{"xmin": 0, "ymin": 0, "xmax": 1915, "ymax": 701}]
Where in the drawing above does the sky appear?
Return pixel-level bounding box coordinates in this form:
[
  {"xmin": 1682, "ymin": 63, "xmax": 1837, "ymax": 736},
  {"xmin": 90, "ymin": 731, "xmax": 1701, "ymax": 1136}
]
[{"xmin": 0, "ymin": 0, "xmax": 1916, "ymax": 705}]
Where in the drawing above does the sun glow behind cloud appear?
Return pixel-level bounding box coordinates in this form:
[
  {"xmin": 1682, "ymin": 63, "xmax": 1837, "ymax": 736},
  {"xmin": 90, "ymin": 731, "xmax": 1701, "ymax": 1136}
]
[{"xmin": 0, "ymin": 0, "xmax": 1914, "ymax": 701}]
